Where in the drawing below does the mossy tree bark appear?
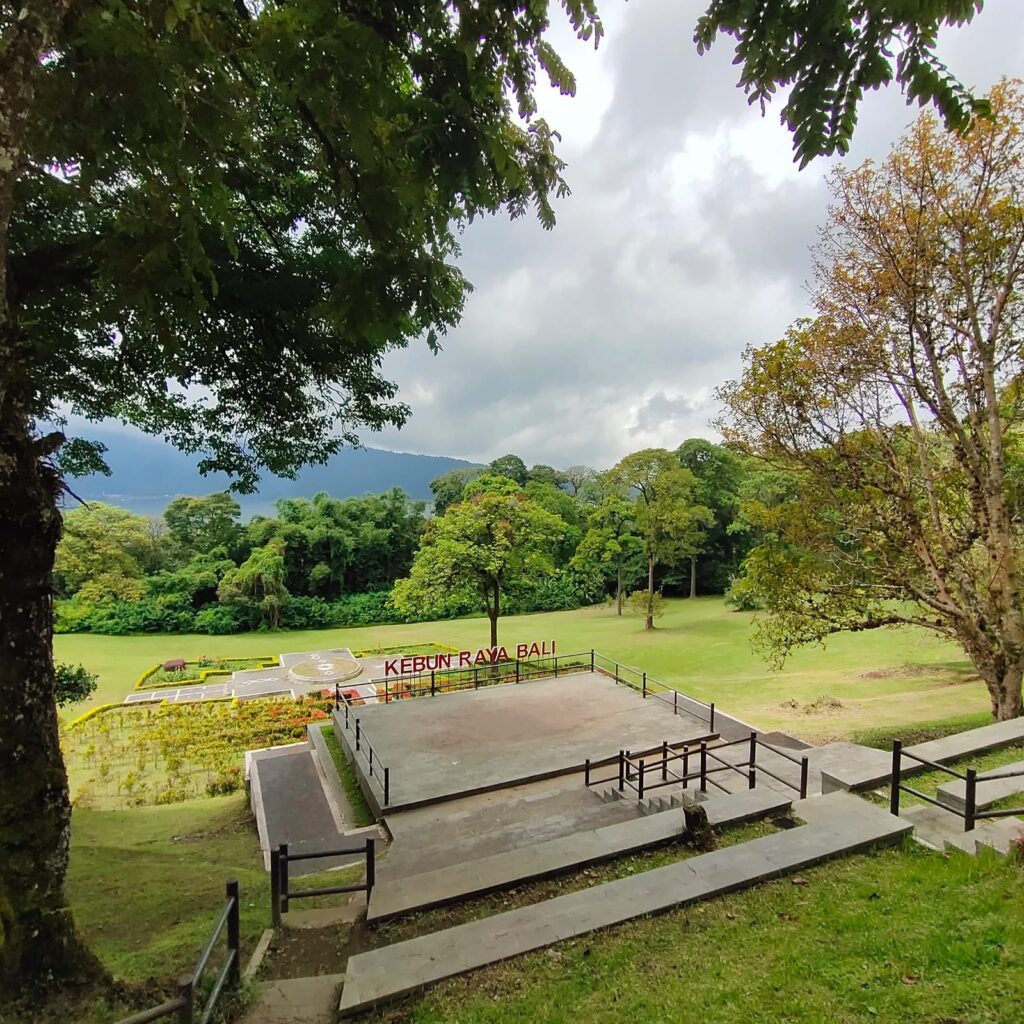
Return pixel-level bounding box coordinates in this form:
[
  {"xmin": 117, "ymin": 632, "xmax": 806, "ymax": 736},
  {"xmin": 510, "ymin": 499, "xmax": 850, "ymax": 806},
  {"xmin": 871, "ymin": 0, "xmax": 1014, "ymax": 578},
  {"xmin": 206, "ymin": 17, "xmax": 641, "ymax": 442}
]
[{"xmin": 0, "ymin": 404, "xmax": 104, "ymax": 994}]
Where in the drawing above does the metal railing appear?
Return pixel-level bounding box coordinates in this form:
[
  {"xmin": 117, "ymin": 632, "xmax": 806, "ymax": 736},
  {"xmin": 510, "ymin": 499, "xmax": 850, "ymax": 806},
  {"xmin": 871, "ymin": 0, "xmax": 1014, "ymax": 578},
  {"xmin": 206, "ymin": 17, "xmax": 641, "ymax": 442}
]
[
  {"xmin": 590, "ymin": 652, "xmax": 716, "ymax": 731},
  {"xmin": 335, "ymin": 699, "xmax": 391, "ymax": 806},
  {"xmin": 270, "ymin": 838, "xmax": 376, "ymax": 927},
  {"xmin": 889, "ymin": 739, "xmax": 1024, "ymax": 832},
  {"xmin": 585, "ymin": 732, "xmax": 810, "ymax": 801},
  {"xmin": 117, "ymin": 880, "xmax": 241, "ymax": 1024}
]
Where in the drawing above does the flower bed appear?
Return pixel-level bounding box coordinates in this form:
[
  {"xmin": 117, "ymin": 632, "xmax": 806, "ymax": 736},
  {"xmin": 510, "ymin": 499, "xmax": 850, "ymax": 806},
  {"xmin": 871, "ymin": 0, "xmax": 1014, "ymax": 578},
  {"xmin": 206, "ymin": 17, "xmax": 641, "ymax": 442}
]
[
  {"xmin": 61, "ymin": 692, "xmax": 334, "ymax": 810},
  {"xmin": 134, "ymin": 654, "xmax": 279, "ymax": 690}
]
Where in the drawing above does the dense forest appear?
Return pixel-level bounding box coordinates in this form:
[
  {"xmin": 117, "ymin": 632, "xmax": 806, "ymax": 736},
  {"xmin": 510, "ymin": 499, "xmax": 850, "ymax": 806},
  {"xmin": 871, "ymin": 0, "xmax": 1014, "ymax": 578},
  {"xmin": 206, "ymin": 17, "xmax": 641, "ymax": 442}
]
[{"xmin": 55, "ymin": 440, "xmax": 769, "ymax": 635}]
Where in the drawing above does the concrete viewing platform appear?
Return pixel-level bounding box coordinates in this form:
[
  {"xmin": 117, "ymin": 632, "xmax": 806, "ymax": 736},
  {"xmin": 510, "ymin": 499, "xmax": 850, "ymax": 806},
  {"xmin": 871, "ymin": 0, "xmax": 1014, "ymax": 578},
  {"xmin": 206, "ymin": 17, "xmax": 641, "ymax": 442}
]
[
  {"xmin": 340, "ymin": 793, "xmax": 910, "ymax": 1016},
  {"xmin": 339, "ymin": 671, "xmax": 714, "ymax": 810}
]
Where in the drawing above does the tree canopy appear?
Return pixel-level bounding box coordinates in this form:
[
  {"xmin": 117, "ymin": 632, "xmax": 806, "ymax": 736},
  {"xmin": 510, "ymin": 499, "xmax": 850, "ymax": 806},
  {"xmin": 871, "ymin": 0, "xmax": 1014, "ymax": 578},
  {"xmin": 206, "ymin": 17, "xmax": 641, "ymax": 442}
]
[{"xmin": 719, "ymin": 80, "xmax": 1024, "ymax": 721}]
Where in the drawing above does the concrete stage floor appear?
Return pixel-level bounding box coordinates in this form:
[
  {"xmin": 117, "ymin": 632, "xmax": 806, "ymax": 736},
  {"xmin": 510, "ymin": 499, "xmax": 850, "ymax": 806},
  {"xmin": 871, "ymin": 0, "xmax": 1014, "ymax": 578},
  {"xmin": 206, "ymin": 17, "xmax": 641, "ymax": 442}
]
[{"xmin": 349, "ymin": 671, "xmax": 715, "ymax": 808}]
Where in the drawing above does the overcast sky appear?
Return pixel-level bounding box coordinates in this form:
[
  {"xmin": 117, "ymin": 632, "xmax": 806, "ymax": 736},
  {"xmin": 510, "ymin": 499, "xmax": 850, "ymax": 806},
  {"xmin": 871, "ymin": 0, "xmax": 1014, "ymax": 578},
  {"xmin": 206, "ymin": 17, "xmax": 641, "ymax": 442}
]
[{"xmin": 368, "ymin": 0, "xmax": 1024, "ymax": 471}]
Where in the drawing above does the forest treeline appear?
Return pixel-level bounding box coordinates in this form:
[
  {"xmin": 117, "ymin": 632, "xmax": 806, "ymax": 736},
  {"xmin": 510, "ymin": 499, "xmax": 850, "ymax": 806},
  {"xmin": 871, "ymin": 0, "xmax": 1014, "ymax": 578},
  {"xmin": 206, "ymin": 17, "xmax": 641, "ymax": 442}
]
[{"xmin": 55, "ymin": 440, "xmax": 771, "ymax": 635}]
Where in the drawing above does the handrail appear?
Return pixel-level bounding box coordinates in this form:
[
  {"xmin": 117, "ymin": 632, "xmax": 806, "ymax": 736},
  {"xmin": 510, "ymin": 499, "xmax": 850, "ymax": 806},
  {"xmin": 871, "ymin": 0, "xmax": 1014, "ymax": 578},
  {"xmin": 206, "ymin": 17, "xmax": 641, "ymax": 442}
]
[
  {"xmin": 116, "ymin": 881, "xmax": 240, "ymax": 1024},
  {"xmin": 270, "ymin": 839, "xmax": 376, "ymax": 927},
  {"xmin": 334, "ymin": 698, "xmax": 391, "ymax": 807},
  {"xmin": 590, "ymin": 731, "xmax": 810, "ymax": 802},
  {"xmin": 890, "ymin": 738, "xmax": 1024, "ymax": 833}
]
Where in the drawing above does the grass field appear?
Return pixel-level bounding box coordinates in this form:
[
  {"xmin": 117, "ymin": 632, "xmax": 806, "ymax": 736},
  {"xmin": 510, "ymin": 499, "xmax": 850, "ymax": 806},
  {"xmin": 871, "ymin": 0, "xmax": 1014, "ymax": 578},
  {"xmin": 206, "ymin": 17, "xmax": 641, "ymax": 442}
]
[
  {"xmin": 56, "ymin": 598, "xmax": 992, "ymax": 742},
  {"xmin": 363, "ymin": 841, "xmax": 1024, "ymax": 1024}
]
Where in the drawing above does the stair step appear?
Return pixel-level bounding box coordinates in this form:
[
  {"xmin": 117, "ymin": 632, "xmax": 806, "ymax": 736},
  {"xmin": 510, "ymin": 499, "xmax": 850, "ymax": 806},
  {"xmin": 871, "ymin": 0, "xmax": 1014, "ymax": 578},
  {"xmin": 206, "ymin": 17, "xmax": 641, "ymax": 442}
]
[
  {"xmin": 944, "ymin": 817, "xmax": 1024, "ymax": 856},
  {"xmin": 344, "ymin": 795, "xmax": 907, "ymax": 1015}
]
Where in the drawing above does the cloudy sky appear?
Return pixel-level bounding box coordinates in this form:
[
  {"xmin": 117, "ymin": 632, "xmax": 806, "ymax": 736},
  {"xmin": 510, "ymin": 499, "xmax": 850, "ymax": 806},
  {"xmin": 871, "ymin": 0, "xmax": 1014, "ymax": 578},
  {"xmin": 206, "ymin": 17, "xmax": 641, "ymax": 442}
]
[{"xmin": 369, "ymin": 0, "xmax": 1024, "ymax": 471}]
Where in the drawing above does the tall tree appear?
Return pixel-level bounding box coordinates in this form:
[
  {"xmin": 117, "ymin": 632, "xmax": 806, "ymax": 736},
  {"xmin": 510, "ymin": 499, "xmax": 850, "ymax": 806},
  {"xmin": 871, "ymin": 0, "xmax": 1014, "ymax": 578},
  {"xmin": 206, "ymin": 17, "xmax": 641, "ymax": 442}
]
[
  {"xmin": 217, "ymin": 538, "xmax": 289, "ymax": 630},
  {"xmin": 719, "ymin": 81, "xmax": 1024, "ymax": 721},
  {"xmin": 0, "ymin": 0, "xmax": 602, "ymax": 994},
  {"xmin": 676, "ymin": 439, "xmax": 746, "ymax": 597},
  {"xmin": 392, "ymin": 485, "xmax": 564, "ymax": 648},
  {"xmin": 571, "ymin": 493, "xmax": 643, "ymax": 615},
  {"xmin": 562, "ymin": 464, "xmax": 595, "ymax": 495},
  {"xmin": 164, "ymin": 493, "xmax": 242, "ymax": 558},
  {"xmin": 488, "ymin": 453, "xmax": 529, "ymax": 486},
  {"xmin": 429, "ymin": 467, "xmax": 483, "ymax": 516},
  {"xmin": 610, "ymin": 449, "xmax": 713, "ymax": 629}
]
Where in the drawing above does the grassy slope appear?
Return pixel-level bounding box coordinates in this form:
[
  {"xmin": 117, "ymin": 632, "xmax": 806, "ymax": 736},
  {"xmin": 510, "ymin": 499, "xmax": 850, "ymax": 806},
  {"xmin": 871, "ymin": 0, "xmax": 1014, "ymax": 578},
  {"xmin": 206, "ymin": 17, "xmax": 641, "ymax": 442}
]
[
  {"xmin": 382, "ymin": 843, "xmax": 1024, "ymax": 1024},
  {"xmin": 57, "ymin": 598, "xmax": 990, "ymax": 742}
]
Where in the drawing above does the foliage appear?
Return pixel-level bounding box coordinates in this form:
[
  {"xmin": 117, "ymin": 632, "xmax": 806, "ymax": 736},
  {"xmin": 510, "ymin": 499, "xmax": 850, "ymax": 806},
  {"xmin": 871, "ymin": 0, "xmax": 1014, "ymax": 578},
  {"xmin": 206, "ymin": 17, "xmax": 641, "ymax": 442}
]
[
  {"xmin": 54, "ymin": 664, "xmax": 98, "ymax": 708},
  {"xmin": 61, "ymin": 694, "xmax": 335, "ymax": 811},
  {"xmin": 718, "ymin": 81, "xmax": 1024, "ymax": 721},
  {"xmin": 696, "ymin": 0, "xmax": 989, "ymax": 167},
  {"xmin": 488, "ymin": 454, "xmax": 530, "ymax": 486},
  {"xmin": 163, "ymin": 494, "xmax": 242, "ymax": 558},
  {"xmin": 429, "ymin": 468, "xmax": 484, "ymax": 516},
  {"xmin": 571, "ymin": 493, "xmax": 644, "ymax": 614},
  {"xmin": 218, "ymin": 538, "xmax": 288, "ymax": 630},
  {"xmin": 610, "ymin": 449, "xmax": 713, "ymax": 629},
  {"xmin": 624, "ymin": 589, "xmax": 666, "ymax": 622},
  {"xmin": 393, "ymin": 483, "xmax": 566, "ymax": 645},
  {"xmin": 318, "ymin": 725, "xmax": 374, "ymax": 828}
]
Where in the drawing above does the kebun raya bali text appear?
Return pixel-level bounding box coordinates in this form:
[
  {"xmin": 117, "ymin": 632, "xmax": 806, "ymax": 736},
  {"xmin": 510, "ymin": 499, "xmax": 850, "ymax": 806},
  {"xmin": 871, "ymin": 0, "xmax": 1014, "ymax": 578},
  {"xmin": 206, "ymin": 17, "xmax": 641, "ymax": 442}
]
[{"xmin": 384, "ymin": 641, "xmax": 557, "ymax": 676}]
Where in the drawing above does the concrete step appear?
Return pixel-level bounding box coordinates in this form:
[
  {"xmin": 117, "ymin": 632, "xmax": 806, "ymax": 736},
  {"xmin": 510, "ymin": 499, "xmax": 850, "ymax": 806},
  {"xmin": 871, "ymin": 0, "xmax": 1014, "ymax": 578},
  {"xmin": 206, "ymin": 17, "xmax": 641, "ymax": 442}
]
[
  {"xmin": 935, "ymin": 760, "xmax": 1024, "ymax": 813},
  {"xmin": 366, "ymin": 787, "xmax": 793, "ymax": 923},
  {"xmin": 343, "ymin": 794, "xmax": 908, "ymax": 1015},
  {"xmin": 944, "ymin": 817, "xmax": 1024, "ymax": 856}
]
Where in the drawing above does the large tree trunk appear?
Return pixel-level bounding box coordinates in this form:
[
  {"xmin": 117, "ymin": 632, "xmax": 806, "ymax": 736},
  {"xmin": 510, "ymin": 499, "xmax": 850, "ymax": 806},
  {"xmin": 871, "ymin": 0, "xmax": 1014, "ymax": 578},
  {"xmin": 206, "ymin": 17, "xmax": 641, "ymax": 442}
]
[
  {"xmin": 489, "ymin": 582, "xmax": 499, "ymax": 649},
  {"xmin": 990, "ymin": 665, "xmax": 1023, "ymax": 721},
  {"xmin": 645, "ymin": 556, "xmax": 655, "ymax": 631},
  {"xmin": 0, "ymin": 412, "xmax": 104, "ymax": 995},
  {"xmin": 689, "ymin": 555, "xmax": 697, "ymax": 599}
]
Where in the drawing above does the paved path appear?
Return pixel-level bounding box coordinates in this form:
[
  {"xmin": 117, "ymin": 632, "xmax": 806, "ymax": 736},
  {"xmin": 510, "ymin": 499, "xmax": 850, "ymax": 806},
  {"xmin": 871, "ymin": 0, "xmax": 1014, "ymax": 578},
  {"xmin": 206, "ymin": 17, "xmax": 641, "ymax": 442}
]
[
  {"xmin": 241, "ymin": 974, "xmax": 346, "ymax": 1024},
  {"xmin": 368, "ymin": 788, "xmax": 791, "ymax": 922},
  {"xmin": 251, "ymin": 746, "xmax": 364, "ymax": 876},
  {"xmin": 340, "ymin": 793, "xmax": 910, "ymax": 1015}
]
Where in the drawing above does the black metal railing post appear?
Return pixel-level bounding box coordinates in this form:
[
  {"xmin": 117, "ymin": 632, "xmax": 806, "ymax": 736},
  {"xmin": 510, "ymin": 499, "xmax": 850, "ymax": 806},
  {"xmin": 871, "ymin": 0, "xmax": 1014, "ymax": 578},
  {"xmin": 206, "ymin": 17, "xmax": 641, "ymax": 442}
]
[
  {"xmin": 662, "ymin": 740, "xmax": 668, "ymax": 782},
  {"xmin": 365, "ymin": 837, "xmax": 376, "ymax": 895},
  {"xmin": 618, "ymin": 749, "xmax": 625, "ymax": 791},
  {"xmin": 355, "ymin": 719, "xmax": 361, "ymax": 751},
  {"xmin": 279, "ymin": 842, "xmax": 290, "ymax": 914},
  {"xmin": 334, "ymin": 682, "xmax": 340, "ymax": 711},
  {"xmin": 590, "ymin": 649, "xmax": 595, "ymax": 671},
  {"xmin": 638, "ymin": 759, "xmax": 645, "ymax": 800},
  {"xmin": 748, "ymin": 731, "xmax": 757, "ymax": 790},
  {"xmin": 682, "ymin": 745, "xmax": 689, "ymax": 789},
  {"xmin": 614, "ymin": 661, "xmax": 619, "ymax": 683},
  {"xmin": 799, "ymin": 756, "xmax": 809, "ymax": 800},
  {"xmin": 431, "ymin": 670, "xmax": 436, "ymax": 696},
  {"xmin": 516, "ymin": 660, "xmax": 520, "ymax": 683},
  {"xmin": 965, "ymin": 768, "xmax": 977, "ymax": 832},
  {"xmin": 226, "ymin": 879, "xmax": 241, "ymax": 988},
  {"xmin": 585, "ymin": 758, "xmax": 591, "ymax": 787},
  {"xmin": 384, "ymin": 766, "xmax": 390, "ymax": 806},
  {"xmin": 890, "ymin": 739, "xmax": 902, "ymax": 817},
  {"xmin": 270, "ymin": 847, "xmax": 282, "ymax": 927},
  {"xmin": 554, "ymin": 656, "xmax": 559, "ymax": 678},
  {"xmin": 176, "ymin": 975, "xmax": 194, "ymax": 1024},
  {"xmin": 642, "ymin": 672, "xmax": 647, "ymax": 697},
  {"xmin": 710, "ymin": 702, "xmax": 716, "ymax": 731},
  {"xmin": 673, "ymin": 690, "xmax": 678, "ymax": 716},
  {"xmin": 700, "ymin": 742, "xmax": 708, "ymax": 793}
]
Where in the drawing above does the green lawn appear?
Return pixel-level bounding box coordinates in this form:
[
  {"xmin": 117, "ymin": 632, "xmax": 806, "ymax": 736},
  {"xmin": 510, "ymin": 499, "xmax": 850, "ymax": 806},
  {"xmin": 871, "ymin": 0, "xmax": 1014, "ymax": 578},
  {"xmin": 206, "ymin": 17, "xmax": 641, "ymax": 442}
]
[
  {"xmin": 368, "ymin": 842, "xmax": 1024, "ymax": 1024},
  {"xmin": 57, "ymin": 598, "xmax": 991, "ymax": 741}
]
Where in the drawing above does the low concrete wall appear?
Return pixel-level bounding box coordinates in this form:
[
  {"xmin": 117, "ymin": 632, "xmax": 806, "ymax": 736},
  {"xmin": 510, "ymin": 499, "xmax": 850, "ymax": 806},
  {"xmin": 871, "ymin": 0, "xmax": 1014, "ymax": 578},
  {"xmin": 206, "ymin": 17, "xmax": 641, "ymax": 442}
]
[{"xmin": 333, "ymin": 709, "xmax": 384, "ymax": 820}]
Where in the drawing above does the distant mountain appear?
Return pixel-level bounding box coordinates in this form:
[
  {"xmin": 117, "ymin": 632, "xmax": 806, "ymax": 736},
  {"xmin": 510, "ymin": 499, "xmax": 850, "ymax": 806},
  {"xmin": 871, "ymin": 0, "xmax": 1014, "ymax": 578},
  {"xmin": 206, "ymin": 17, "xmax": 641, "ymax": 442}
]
[{"xmin": 63, "ymin": 426, "xmax": 479, "ymax": 518}]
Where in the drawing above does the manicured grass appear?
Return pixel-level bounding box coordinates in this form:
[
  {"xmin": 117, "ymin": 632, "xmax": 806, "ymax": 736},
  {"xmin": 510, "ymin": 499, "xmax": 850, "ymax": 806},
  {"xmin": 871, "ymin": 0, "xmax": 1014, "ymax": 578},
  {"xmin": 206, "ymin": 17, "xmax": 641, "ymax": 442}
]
[
  {"xmin": 319, "ymin": 723, "xmax": 375, "ymax": 827},
  {"xmin": 56, "ymin": 598, "xmax": 992, "ymax": 742},
  {"xmin": 67, "ymin": 795, "xmax": 360, "ymax": 988},
  {"xmin": 850, "ymin": 709, "xmax": 996, "ymax": 749},
  {"xmin": 365, "ymin": 841, "xmax": 1024, "ymax": 1024}
]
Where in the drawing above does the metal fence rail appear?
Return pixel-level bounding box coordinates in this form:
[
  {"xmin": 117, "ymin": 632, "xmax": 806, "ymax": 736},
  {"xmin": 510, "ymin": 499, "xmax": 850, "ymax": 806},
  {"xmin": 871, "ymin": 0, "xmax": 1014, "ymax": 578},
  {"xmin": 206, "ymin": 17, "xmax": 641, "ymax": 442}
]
[
  {"xmin": 335, "ymin": 699, "xmax": 391, "ymax": 807},
  {"xmin": 585, "ymin": 732, "xmax": 811, "ymax": 802},
  {"xmin": 117, "ymin": 880, "xmax": 240, "ymax": 1024},
  {"xmin": 890, "ymin": 739, "xmax": 1024, "ymax": 832},
  {"xmin": 270, "ymin": 838, "xmax": 376, "ymax": 927}
]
